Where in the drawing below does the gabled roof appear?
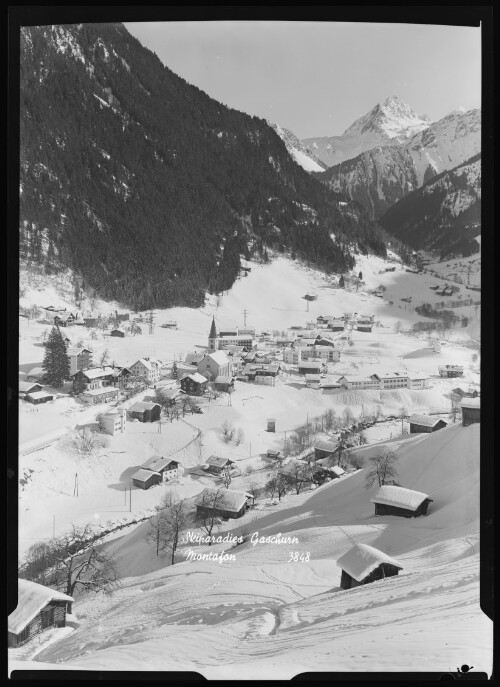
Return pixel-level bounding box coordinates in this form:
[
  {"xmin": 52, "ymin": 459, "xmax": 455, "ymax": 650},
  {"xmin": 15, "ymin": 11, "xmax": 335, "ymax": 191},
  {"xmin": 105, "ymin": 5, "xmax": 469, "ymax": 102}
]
[
  {"xmin": 67, "ymin": 347, "xmax": 92, "ymax": 356},
  {"xmin": 9, "ymin": 580, "xmax": 73, "ymax": 635},
  {"xmin": 314, "ymin": 440, "xmax": 339, "ymax": 453},
  {"xmin": 141, "ymin": 455, "xmax": 179, "ymax": 472},
  {"xmin": 371, "ymin": 485, "xmax": 432, "ymax": 511},
  {"xmin": 298, "ymin": 361, "xmax": 323, "ymax": 369},
  {"xmin": 372, "ymin": 372, "xmax": 409, "ymax": 380},
  {"xmin": 75, "ymin": 367, "xmax": 113, "ymax": 380},
  {"xmin": 207, "ymin": 455, "xmax": 234, "ymax": 468},
  {"xmin": 460, "ymin": 398, "xmax": 480, "ymax": 409},
  {"xmin": 110, "ymin": 367, "xmax": 131, "ymax": 377},
  {"xmin": 131, "ymin": 468, "xmax": 157, "ymax": 482},
  {"xmin": 183, "ymin": 372, "xmax": 208, "ymax": 384},
  {"xmin": 26, "ymin": 390, "xmax": 53, "ymax": 400},
  {"xmin": 158, "ymin": 388, "xmax": 185, "ymax": 399},
  {"xmin": 128, "ymin": 401, "xmax": 161, "ymax": 412},
  {"xmin": 81, "ymin": 386, "xmax": 119, "ymax": 396},
  {"xmin": 330, "ymin": 465, "xmax": 345, "ymax": 476},
  {"xmin": 133, "ymin": 358, "xmax": 162, "ymax": 370},
  {"xmin": 338, "ymin": 375, "xmax": 375, "ymax": 383},
  {"xmin": 215, "ymin": 375, "xmax": 235, "ymax": 384},
  {"xmin": 184, "ymin": 352, "xmax": 205, "ymax": 365},
  {"xmin": 336, "ymin": 543, "xmax": 403, "ymax": 582},
  {"xmin": 110, "ymin": 327, "xmax": 126, "ymax": 334},
  {"xmin": 408, "ymin": 414, "xmax": 447, "ymax": 428},
  {"xmin": 204, "ymin": 351, "xmax": 230, "ymax": 366},
  {"xmin": 195, "ymin": 488, "xmax": 249, "ymax": 513},
  {"xmin": 19, "ymin": 381, "xmax": 44, "ymax": 393}
]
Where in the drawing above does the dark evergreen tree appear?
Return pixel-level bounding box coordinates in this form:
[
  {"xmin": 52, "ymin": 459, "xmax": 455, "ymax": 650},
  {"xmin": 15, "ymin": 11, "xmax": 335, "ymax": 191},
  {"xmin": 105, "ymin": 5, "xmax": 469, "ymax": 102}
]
[
  {"xmin": 42, "ymin": 326, "xmax": 71, "ymax": 387},
  {"xmin": 339, "ymin": 274, "xmax": 345, "ymax": 288},
  {"xmin": 358, "ymin": 271, "xmax": 363, "ymax": 280}
]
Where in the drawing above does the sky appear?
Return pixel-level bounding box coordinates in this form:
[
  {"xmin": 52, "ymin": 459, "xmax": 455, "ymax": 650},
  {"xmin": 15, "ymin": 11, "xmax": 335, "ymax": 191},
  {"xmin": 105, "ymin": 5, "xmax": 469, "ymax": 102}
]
[{"xmin": 124, "ymin": 21, "xmax": 481, "ymax": 139}]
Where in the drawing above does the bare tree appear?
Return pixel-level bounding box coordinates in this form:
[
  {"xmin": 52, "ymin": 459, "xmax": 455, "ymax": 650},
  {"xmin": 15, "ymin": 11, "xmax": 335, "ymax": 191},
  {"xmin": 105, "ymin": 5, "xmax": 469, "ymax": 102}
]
[
  {"xmin": 196, "ymin": 488, "xmax": 225, "ymax": 545},
  {"xmin": 68, "ymin": 427, "xmax": 107, "ymax": 456},
  {"xmin": 148, "ymin": 491, "xmax": 187, "ymax": 564},
  {"xmin": 90, "ymin": 329, "xmax": 98, "ymax": 340},
  {"xmin": 95, "ymin": 413, "xmax": 104, "ymax": 432},
  {"xmin": 275, "ymin": 472, "xmax": 290, "ymax": 501},
  {"xmin": 235, "ymin": 427, "xmax": 245, "ymax": 446},
  {"xmin": 343, "ymin": 407, "xmax": 354, "ymax": 427},
  {"xmin": 323, "ymin": 408, "xmax": 336, "ymax": 431},
  {"xmin": 98, "ymin": 349, "xmax": 110, "ymax": 368},
  {"xmin": 221, "ymin": 420, "xmax": 235, "ymax": 443},
  {"xmin": 365, "ymin": 449, "xmax": 400, "ymax": 489},
  {"xmin": 22, "ymin": 524, "xmax": 120, "ymax": 612},
  {"xmin": 287, "ymin": 462, "xmax": 312, "ymax": 495},
  {"xmin": 265, "ymin": 475, "xmax": 278, "ymax": 500},
  {"xmin": 220, "ymin": 467, "xmax": 233, "ymax": 489}
]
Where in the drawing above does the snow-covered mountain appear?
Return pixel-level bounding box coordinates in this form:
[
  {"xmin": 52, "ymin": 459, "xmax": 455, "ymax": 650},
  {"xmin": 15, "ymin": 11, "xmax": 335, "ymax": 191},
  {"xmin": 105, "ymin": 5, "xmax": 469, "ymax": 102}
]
[
  {"xmin": 317, "ymin": 108, "xmax": 481, "ymax": 220},
  {"xmin": 268, "ymin": 122, "xmax": 328, "ymax": 172},
  {"xmin": 379, "ymin": 153, "xmax": 481, "ymax": 258},
  {"xmin": 303, "ymin": 96, "xmax": 431, "ymax": 168}
]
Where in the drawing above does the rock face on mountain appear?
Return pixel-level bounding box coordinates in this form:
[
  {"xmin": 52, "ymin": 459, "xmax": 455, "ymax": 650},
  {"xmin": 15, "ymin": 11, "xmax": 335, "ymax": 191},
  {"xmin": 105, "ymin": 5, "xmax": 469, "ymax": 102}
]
[
  {"xmin": 315, "ymin": 108, "xmax": 481, "ymax": 220},
  {"xmin": 19, "ymin": 24, "xmax": 386, "ymax": 310},
  {"xmin": 378, "ymin": 153, "xmax": 481, "ymax": 258},
  {"xmin": 303, "ymin": 96, "xmax": 430, "ymax": 168},
  {"xmin": 268, "ymin": 122, "xmax": 328, "ymax": 172}
]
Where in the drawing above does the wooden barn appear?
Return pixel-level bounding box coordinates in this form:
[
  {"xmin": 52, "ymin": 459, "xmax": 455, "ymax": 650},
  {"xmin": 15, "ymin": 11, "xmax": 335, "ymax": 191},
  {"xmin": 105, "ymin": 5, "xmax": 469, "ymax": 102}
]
[
  {"xmin": 131, "ymin": 468, "xmax": 158, "ymax": 490},
  {"xmin": 18, "ymin": 381, "xmax": 44, "ymax": 398},
  {"xmin": 195, "ymin": 488, "xmax": 251, "ymax": 520},
  {"xmin": 356, "ymin": 323, "xmax": 372, "ymax": 333},
  {"xmin": 313, "ymin": 440, "xmax": 340, "ymax": 461},
  {"xmin": 298, "ymin": 361, "xmax": 323, "ymax": 375},
  {"xmin": 461, "ymin": 398, "xmax": 480, "ymax": 427},
  {"xmin": 131, "ymin": 456, "xmax": 179, "ymax": 489},
  {"xmin": 214, "ymin": 375, "xmax": 235, "ymax": 392},
  {"xmin": 408, "ymin": 414, "xmax": 447, "ymax": 433},
  {"xmin": 205, "ymin": 455, "xmax": 235, "ymax": 475},
  {"xmin": 180, "ymin": 372, "xmax": 208, "ymax": 396},
  {"xmin": 127, "ymin": 401, "xmax": 161, "ymax": 423},
  {"xmin": 8, "ymin": 580, "xmax": 74, "ymax": 648},
  {"xmin": 371, "ymin": 485, "xmax": 433, "ymax": 518},
  {"xmin": 25, "ymin": 390, "xmax": 54, "ymax": 404},
  {"xmin": 110, "ymin": 328, "xmax": 126, "ymax": 338},
  {"xmin": 337, "ymin": 543, "xmax": 403, "ymax": 590}
]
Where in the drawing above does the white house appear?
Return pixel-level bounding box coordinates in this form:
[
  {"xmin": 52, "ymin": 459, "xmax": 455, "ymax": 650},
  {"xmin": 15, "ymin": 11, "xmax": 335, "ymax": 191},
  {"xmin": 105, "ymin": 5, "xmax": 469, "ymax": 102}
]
[
  {"xmin": 130, "ymin": 357, "xmax": 163, "ymax": 384},
  {"xmin": 337, "ymin": 375, "xmax": 380, "ymax": 390},
  {"xmin": 67, "ymin": 347, "xmax": 93, "ymax": 376},
  {"xmin": 283, "ymin": 348, "xmax": 303, "ymax": 365},
  {"xmin": 407, "ymin": 373, "xmax": 430, "ymax": 390},
  {"xmin": 101, "ymin": 407, "xmax": 126, "ymax": 435},
  {"xmin": 370, "ymin": 372, "xmax": 409, "ymax": 389}
]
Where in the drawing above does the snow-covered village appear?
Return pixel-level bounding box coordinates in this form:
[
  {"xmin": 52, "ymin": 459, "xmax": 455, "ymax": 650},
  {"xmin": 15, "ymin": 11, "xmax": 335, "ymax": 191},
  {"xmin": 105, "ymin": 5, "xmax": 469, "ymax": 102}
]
[{"xmin": 10, "ymin": 14, "xmax": 490, "ymax": 680}]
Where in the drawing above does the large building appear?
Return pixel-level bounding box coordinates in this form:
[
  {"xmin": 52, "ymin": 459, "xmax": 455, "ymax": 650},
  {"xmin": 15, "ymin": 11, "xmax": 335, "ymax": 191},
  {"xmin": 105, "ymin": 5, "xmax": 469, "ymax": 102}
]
[
  {"xmin": 129, "ymin": 357, "xmax": 162, "ymax": 385},
  {"xmin": 370, "ymin": 372, "xmax": 409, "ymax": 390},
  {"xmin": 67, "ymin": 346, "xmax": 93, "ymax": 376},
  {"xmin": 207, "ymin": 317, "xmax": 254, "ymax": 352},
  {"xmin": 337, "ymin": 375, "xmax": 380, "ymax": 390}
]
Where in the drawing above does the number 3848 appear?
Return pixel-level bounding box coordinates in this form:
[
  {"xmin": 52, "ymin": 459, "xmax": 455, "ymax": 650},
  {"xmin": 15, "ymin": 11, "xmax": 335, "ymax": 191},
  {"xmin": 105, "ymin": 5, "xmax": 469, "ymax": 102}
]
[{"xmin": 288, "ymin": 551, "xmax": 310, "ymax": 563}]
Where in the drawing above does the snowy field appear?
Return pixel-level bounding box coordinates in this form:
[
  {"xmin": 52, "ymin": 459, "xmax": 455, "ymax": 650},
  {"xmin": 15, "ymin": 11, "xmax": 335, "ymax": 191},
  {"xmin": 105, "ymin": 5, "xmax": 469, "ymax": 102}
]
[{"xmin": 13, "ymin": 254, "xmax": 486, "ymax": 676}]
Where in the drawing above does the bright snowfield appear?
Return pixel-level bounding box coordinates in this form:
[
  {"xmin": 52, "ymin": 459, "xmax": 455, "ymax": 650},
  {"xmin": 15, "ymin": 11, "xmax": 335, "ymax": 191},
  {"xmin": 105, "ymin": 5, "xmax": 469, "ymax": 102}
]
[
  {"xmin": 10, "ymin": 424, "xmax": 491, "ymax": 677},
  {"xmin": 14, "ymin": 253, "xmax": 486, "ymax": 676}
]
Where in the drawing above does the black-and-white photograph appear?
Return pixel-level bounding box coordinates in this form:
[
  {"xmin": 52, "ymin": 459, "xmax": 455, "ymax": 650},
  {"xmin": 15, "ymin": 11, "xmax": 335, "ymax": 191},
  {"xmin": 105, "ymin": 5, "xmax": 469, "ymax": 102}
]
[{"xmin": 9, "ymin": 8, "xmax": 492, "ymax": 679}]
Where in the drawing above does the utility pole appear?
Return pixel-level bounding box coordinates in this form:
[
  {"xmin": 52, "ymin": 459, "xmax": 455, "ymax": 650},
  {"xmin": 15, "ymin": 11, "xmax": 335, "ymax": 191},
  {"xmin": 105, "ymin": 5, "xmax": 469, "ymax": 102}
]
[
  {"xmin": 73, "ymin": 472, "xmax": 79, "ymax": 497},
  {"xmin": 129, "ymin": 486, "xmax": 132, "ymax": 512}
]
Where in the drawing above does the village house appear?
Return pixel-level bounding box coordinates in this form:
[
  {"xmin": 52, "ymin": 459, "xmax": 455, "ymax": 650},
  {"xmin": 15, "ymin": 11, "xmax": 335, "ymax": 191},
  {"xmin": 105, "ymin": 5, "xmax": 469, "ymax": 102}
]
[
  {"xmin": 100, "ymin": 407, "xmax": 126, "ymax": 435},
  {"xmin": 370, "ymin": 372, "xmax": 409, "ymax": 390},
  {"xmin": 110, "ymin": 327, "xmax": 126, "ymax": 338},
  {"xmin": 205, "ymin": 455, "xmax": 235, "ymax": 475},
  {"xmin": 371, "ymin": 484, "xmax": 433, "ymax": 518},
  {"xmin": 407, "ymin": 373, "xmax": 430, "ymax": 390},
  {"xmin": 127, "ymin": 401, "xmax": 161, "ymax": 423},
  {"xmin": 18, "ymin": 381, "xmax": 44, "ymax": 398},
  {"xmin": 8, "ymin": 579, "xmax": 74, "ymax": 648},
  {"xmin": 438, "ymin": 364, "xmax": 464, "ymax": 378},
  {"xmin": 356, "ymin": 323, "xmax": 373, "ymax": 333},
  {"xmin": 237, "ymin": 327, "xmax": 256, "ymax": 336},
  {"xmin": 84, "ymin": 316, "xmax": 98, "ymax": 328},
  {"xmin": 174, "ymin": 362, "xmax": 197, "ymax": 379},
  {"xmin": 25, "ymin": 390, "xmax": 54, "ymax": 404},
  {"xmin": 109, "ymin": 367, "xmax": 132, "ymax": 389},
  {"xmin": 80, "ymin": 386, "xmax": 119, "ymax": 405},
  {"xmin": 313, "ymin": 439, "xmax": 341, "ymax": 462},
  {"xmin": 326, "ymin": 320, "xmax": 345, "ymax": 332},
  {"xmin": 298, "ymin": 361, "xmax": 323, "ymax": 375},
  {"xmin": 195, "ymin": 488, "xmax": 252, "ymax": 520},
  {"xmin": 214, "ymin": 375, "xmax": 235, "ymax": 393},
  {"xmin": 266, "ymin": 449, "xmax": 281, "ymax": 460},
  {"xmin": 337, "ymin": 375, "xmax": 380, "ymax": 390},
  {"xmin": 71, "ymin": 367, "xmax": 114, "ymax": 394},
  {"xmin": 461, "ymin": 398, "xmax": 480, "ymax": 427},
  {"xmin": 451, "ymin": 387, "xmax": 479, "ymax": 403},
  {"xmin": 131, "ymin": 456, "xmax": 180, "ymax": 489},
  {"xmin": 283, "ymin": 347, "xmax": 303, "ymax": 365},
  {"xmin": 319, "ymin": 379, "xmax": 341, "ymax": 392},
  {"xmin": 26, "ymin": 366, "xmax": 44, "ymax": 382},
  {"xmin": 184, "ymin": 351, "xmax": 206, "ymax": 366},
  {"xmin": 130, "ymin": 357, "xmax": 162, "ymax": 385},
  {"xmin": 337, "ymin": 543, "xmax": 403, "ymax": 590},
  {"xmin": 218, "ymin": 334, "xmax": 254, "ymax": 350},
  {"xmin": 197, "ymin": 350, "xmax": 233, "ymax": 381},
  {"xmin": 180, "ymin": 372, "xmax": 208, "ymax": 396},
  {"xmin": 155, "ymin": 387, "xmax": 185, "ymax": 405},
  {"xmin": 67, "ymin": 346, "xmax": 93, "ymax": 376},
  {"xmin": 307, "ymin": 345, "xmax": 340, "ymax": 362},
  {"xmin": 408, "ymin": 414, "xmax": 447, "ymax": 433},
  {"xmin": 305, "ymin": 373, "xmax": 321, "ymax": 388}
]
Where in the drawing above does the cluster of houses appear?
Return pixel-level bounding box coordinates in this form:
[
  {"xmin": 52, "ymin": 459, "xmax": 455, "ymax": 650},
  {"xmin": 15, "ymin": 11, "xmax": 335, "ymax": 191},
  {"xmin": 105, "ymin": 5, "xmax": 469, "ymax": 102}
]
[{"xmin": 335, "ymin": 371, "xmax": 429, "ymax": 391}]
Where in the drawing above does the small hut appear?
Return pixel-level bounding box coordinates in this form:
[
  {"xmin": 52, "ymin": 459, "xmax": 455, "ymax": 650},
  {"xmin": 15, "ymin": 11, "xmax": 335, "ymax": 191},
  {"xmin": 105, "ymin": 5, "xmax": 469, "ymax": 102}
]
[
  {"xmin": 214, "ymin": 375, "xmax": 235, "ymax": 392},
  {"xmin": 408, "ymin": 415, "xmax": 447, "ymax": 433},
  {"xmin": 127, "ymin": 401, "xmax": 161, "ymax": 423},
  {"xmin": 205, "ymin": 456, "xmax": 235, "ymax": 475},
  {"xmin": 461, "ymin": 398, "xmax": 480, "ymax": 427},
  {"xmin": 18, "ymin": 381, "xmax": 44, "ymax": 398},
  {"xmin": 195, "ymin": 488, "xmax": 251, "ymax": 519},
  {"xmin": 371, "ymin": 485, "xmax": 433, "ymax": 518},
  {"xmin": 8, "ymin": 580, "xmax": 74, "ymax": 648},
  {"xmin": 337, "ymin": 543, "xmax": 403, "ymax": 590},
  {"xmin": 313, "ymin": 440, "xmax": 340, "ymax": 461},
  {"xmin": 25, "ymin": 390, "xmax": 54, "ymax": 405},
  {"xmin": 110, "ymin": 328, "xmax": 126, "ymax": 338}
]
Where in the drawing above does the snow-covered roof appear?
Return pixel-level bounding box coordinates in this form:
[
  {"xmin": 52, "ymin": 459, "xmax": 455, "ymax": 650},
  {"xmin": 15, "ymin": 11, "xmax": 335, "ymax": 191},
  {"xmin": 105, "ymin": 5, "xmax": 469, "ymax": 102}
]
[
  {"xmin": 207, "ymin": 455, "xmax": 234, "ymax": 468},
  {"xmin": 408, "ymin": 414, "xmax": 447, "ymax": 428},
  {"xmin": 141, "ymin": 455, "xmax": 178, "ymax": 472},
  {"xmin": 26, "ymin": 367, "xmax": 44, "ymax": 377},
  {"xmin": 131, "ymin": 468, "xmax": 156, "ymax": 482},
  {"xmin": 330, "ymin": 465, "xmax": 345, "ymax": 476},
  {"xmin": 111, "ymin": 327, "xmax": 126, "ymax": 334},
  {"xmin": 158, "ymin": 388, "xmax": 184, "ymax": 399},
  {"xmin": 76, "ymin": 367, "xmax": 113, "ymax": 380},
  {"xmin": 407, "ymin": 372, "xmax": 428, "ymax": 380},
  {"xmin": 460, "ymin": 398, "xmax": 480, "ymax": 409},
  {"xmin": 128, "ymin": 401, "xmax": 161, "ymax": 412},
  {"xmin": 371, "ymin": 485, "xmax": 432, "ymax": 511},
  {"xmin": 219, "ymin": 334, "xmax": 254, "ymax": 341},
  {"xmin": 67, "ymin": 347, "xmax": 91, "ymax": 356},
  {"xmin": 298, "ymin": 361, "xmax": 323, "ymax": 369},
  {"xmin": 134, "ymin": 358, "xmax": 162, "ymax": 370},
  {"xmin": 372, "ymin": 372, "xmax": 409, "ymax": 380},
  {"xmin": 314, "ymin": 440, "xmax": 339, "ymax": 453},
  {"xmin": 215, "ymin": 375, "xmax": 234, "ymax": 384},
  {"xmin": 336, "ymin": 543, "xmax": 403, "ymax": 582},
  {"xmin": 102, "ymin": 407, "xmax": 125, "ymax": 417},
  {"xmin": 18, "ymin": 381, "xmax": 43, "ymax": 393},
  {"xmin": 184, "ymin": 352, "xmax": 205, "ymax": 364},
  {"xmin": 338, "ymin": 375, "xmax": 375, "ymax": 383},
  {"xmin": 195, "ymin": 488, "xmax": 249, "ymax": 512},
  {"xmin": 184, "ymin": 372, "xmax": 208, "ymax": 384},
  {"xmin": 110, "ymin": 367, "xmax": 131, "ymax": 377},
  {"xmin": 9, "ymin": 580, "xmax": 73, "ymax": 635},
  {"xmin": 206, "ymin": 351, "xmax": 230, "ymax": 366},
  {"xmin": 26, "ymin": 390, "xmax": 53, "ymax": 400},
  {"xmin": 81, "ymin": 386, "xmax": 119, "ymax": 396},
  {"xmin": 305, "ymin": 374, "xmax": 321, "ymax": 381}
]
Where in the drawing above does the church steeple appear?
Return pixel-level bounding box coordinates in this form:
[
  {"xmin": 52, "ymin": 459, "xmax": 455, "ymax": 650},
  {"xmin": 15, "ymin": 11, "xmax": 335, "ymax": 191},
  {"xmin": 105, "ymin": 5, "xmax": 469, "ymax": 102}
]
[{"xmin": 208, "ymin": 316, "xmax": 218, "ymax": 352}]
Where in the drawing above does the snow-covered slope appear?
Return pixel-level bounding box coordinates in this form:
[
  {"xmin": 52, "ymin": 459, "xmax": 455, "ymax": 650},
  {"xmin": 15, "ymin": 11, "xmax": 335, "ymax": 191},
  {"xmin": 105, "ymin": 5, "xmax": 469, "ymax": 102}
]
[
  {"xmin": 318, "ymin": 108, "xmax": 481, "ymax": 219},
  {"xmin": 25, "ymin": 424, "xmax": 491, "ymax": 676},
  {"xmin": 269, "ymin": 122, "xmax": 328, "ymax": 172},
  {"xmin": 303, "ymin": 96, "xmax": 430, "ymax": 168}
]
